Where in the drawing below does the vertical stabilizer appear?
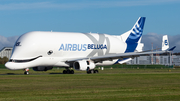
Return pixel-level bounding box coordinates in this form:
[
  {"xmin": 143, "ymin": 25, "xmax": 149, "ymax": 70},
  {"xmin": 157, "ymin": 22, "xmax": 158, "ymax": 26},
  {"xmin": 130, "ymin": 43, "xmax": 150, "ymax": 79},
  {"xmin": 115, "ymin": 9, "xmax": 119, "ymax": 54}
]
[
  {"xmin": 115, "ymin": 17, "xmax": 146, "ymax": 64},
  {"xmin": 126, "ymin": 17, "xmax": 146, "ymax": 43},
  {"xmin": 162, "ymin": 35, "xmax": 169, "ymax": 51},
  {"xmin": 120, "ymin": 17, "xmax": 146, "ymax": 53}
]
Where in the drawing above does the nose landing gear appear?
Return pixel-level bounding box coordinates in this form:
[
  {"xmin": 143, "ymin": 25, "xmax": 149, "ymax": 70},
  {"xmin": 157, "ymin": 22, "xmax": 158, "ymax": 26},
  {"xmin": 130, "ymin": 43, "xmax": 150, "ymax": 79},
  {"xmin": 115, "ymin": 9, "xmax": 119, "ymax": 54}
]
[{"xmin": 24, "ymin": 68, "xmax": 29, "ymax": 75}]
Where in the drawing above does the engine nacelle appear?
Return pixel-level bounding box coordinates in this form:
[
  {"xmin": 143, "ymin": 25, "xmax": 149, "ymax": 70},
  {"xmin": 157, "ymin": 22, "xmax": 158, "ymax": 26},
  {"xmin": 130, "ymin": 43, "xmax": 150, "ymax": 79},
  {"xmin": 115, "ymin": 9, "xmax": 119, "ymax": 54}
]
[
  {"xmin": 73, "ymin": 60, "xmax": 95, "ymax": 71},
  {"xmin": 32, "ymin": 66, "xmax": 53, "ymax": 71}
]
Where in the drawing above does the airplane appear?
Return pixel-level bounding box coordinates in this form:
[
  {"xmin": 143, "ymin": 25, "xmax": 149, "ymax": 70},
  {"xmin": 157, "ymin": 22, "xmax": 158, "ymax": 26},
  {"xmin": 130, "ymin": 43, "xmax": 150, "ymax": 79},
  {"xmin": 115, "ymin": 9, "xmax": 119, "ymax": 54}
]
[{"xmin": 5, "ymin": 17, "xmax": 175, "ymax": 75}]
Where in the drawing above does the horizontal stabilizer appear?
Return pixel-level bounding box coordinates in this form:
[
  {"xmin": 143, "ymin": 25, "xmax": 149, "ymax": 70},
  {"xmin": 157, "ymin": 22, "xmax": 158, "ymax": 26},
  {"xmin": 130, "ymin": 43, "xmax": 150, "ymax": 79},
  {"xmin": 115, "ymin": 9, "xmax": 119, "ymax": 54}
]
[
  {"xmin": 168, "ymin": 46, "xmax": 176, "ymax": 51},
  {"xmin": 118, "ymin": 58, "xmax": 132, "ymax": 64}
]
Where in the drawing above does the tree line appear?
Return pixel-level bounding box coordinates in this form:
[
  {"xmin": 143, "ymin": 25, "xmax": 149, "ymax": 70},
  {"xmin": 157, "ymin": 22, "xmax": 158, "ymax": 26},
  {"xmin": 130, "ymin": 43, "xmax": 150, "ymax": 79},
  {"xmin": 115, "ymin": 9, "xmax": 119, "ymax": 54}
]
[
  {"xmin": 173, "ymin": 52, "xmax": 180, "ymax": 55},
  {"xmin": 0, "ymin": 57, "xmax": 8, "ymax": 64}
]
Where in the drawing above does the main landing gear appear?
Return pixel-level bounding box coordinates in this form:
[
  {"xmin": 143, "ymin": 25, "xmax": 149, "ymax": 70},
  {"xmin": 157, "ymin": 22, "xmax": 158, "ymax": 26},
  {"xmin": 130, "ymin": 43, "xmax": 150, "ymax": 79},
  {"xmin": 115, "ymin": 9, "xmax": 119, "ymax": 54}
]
[
  {"xmin": 87, "ymin": 69, "xmax": 99, "ymax": 74},
  {"xmin": 24, "ymin": 68, "xmax": 29, "ymax": 75},
  {"xmin": 63, "ymin": 68, "xmax": 74, "ymax": 74}
]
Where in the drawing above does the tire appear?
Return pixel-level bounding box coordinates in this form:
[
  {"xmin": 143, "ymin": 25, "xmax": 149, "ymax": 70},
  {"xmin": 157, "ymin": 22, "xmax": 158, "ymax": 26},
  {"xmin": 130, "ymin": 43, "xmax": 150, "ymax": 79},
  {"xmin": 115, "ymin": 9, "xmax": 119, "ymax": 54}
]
[
  {"xmin": 24, "ymin": 71, "xmax": 29, "ymax": 75},
  {"xmin": 87, "ymin": 71, "xmax": 91, "ymax": 74},
  {"xmin": 67, "ymin": 70, "xmax": 70, "ymax": 74},
  {"xmin": 63, "ymin": 70, "xmax": 67, "ymax": 74},
  {"xmin": 95, "ymin": 70, "xmax": 99, "ymax": 73},
  {"xmin": 91, "ymin": 70, "xmax": 94, "ymax": 74},
  {"xmin": 70, "ymin": 70, "xmax": 74, "ymax": 74}
]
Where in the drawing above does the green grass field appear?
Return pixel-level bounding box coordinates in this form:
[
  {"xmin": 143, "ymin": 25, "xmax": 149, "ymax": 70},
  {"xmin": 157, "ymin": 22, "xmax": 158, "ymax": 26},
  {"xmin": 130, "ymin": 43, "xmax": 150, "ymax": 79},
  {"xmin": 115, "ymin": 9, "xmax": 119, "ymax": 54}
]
[{"xmin": 0, "ymin": 66, "xmax": 180, "ymax": 101}]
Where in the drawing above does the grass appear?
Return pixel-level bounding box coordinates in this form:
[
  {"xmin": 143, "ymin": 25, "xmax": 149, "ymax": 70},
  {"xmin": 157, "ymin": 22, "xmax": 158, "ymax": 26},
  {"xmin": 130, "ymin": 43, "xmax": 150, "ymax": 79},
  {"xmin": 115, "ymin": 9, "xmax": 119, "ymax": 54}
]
[{"xmin": 0, "ymin": 67, "xmax": 180, "ymax": 101}]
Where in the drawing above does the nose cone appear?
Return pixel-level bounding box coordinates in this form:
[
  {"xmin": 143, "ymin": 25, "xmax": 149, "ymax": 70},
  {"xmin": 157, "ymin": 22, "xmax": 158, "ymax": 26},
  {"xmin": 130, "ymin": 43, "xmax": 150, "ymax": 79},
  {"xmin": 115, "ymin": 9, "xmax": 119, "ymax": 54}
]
[
  {"xmin": 5, "ymin": 62, "xmax": 15, "ymax": 70},
  {"xmin": 5, "ymin": 62, "xmax": 24, "ymax": 70}
]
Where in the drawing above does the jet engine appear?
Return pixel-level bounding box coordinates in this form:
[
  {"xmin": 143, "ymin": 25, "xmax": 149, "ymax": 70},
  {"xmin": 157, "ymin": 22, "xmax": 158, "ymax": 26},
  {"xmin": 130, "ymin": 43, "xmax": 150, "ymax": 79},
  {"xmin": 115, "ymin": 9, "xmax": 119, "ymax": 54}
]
[
  {"xmin": 32, "ymin": 66, "xmax": 53, "ymax": 71},
  {"xmin": 73, "ymin": 60, "xmax": 95, "ymax": 71}
]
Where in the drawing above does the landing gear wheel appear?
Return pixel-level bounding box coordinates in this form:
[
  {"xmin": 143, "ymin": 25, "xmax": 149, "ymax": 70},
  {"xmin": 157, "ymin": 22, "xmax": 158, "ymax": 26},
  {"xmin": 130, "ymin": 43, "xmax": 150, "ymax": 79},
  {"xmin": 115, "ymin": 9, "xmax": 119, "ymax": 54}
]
[
  {"xmin": 87, "ymin": 70, "xmax": 91, "ymax": 74},
  {"xmin": 87, "ymin": 70, "xmax": 99, "ymax": 74},
  {"xmin": 24, "ymin": 71, "xmax": 29, "ymax": 75},
  {"xmin": 24, "ymin": 68, "xmax": 29, "ymax": 75},
  {"xmin": 63, "ymin": 70, "xmax": 67, "ymax": 74},
  {"xmin": 94, "ymin": 70, "xmax": 99, "ymax": 73},
  {"xmin": 67, "ymin": 70, "xmax": 70, "ymax": 74},
  {"xmin": 91, "ymin": 70, "xmax": 94, "ymax": 74},
  {"xmin": 70, "ymin": 70, "xmax": 74, "ymax": 74},
  {"xmin": 63, "ymin": 70, "xmax": 74, "ymax": 74}
]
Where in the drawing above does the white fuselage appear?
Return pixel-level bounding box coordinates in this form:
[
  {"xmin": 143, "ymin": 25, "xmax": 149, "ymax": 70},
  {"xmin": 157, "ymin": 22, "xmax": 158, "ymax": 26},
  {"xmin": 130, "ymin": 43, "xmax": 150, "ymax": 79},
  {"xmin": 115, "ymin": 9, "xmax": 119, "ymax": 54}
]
[{"xmin": 5, "ymin": 31, "xmax": 127, "ymax": 70}]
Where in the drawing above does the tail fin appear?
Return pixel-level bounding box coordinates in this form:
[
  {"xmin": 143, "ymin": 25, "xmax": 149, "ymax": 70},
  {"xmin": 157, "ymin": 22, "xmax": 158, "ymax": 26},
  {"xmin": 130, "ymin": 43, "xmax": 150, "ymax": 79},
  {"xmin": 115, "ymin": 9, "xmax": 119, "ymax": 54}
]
[
  {"xmin": 162, "ymin": 35, "xmax": 169, "ymax": 51},
  {"xmin": 126, "ymin": 17, "xmax": 146, "ymax": 43},
  {"xmin": 120, "ymin": 17, "xmax": 146, "ymax": 52}
]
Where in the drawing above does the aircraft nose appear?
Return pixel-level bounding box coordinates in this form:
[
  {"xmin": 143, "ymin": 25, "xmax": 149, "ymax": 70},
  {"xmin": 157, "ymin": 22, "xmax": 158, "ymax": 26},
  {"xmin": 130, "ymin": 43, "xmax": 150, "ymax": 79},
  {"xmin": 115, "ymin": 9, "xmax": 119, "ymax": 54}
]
[
  {"xmin": 5, "ymin": 62, "xmax": 15, "ymax": 70},
  {"xmin": 5, "ymin": 61, "xmax": 27, "ymax": 70}
]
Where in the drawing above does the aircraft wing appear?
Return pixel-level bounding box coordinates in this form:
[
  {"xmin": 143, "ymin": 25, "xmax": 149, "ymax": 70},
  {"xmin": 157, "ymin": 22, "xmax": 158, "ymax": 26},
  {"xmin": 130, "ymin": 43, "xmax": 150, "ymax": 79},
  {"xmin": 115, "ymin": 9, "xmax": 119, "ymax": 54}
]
[
  {"xmin": 66, "ymin": 50, "xmax": 170, "ymax": 63},
  {"xmin": 92, "ymin": 46, "xmax": 175, "ymax": 63},
  {"xmin": 90, "ymin": 50, "xmax": 169, "ymax": 63},
  {"xmin": 66, "ymin": 35, "xmax": 176, "ymax": 64}
]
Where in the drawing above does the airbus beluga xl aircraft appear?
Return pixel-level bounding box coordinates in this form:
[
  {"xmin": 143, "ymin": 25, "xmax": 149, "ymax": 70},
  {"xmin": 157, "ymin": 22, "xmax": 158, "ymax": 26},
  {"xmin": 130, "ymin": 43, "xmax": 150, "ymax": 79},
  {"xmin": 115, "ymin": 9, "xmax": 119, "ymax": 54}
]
[{"xmin": 5, "ymin": 17, "xmax": 175, "ymax": 74}]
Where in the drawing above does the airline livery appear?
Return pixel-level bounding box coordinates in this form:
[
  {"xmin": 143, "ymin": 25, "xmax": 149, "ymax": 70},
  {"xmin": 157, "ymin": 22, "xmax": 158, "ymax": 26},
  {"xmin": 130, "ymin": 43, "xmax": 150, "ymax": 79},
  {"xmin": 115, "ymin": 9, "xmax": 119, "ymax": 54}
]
[{"xmin": 5, "ymin": 17, "xmax": 175, "ymax": 74}]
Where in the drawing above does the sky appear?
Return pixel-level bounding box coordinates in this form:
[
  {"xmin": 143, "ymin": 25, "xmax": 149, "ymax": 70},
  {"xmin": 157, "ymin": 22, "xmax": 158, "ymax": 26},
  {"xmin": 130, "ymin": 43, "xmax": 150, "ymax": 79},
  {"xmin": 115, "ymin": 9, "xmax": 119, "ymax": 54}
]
[{"xmin": 0, "ymin": 0, "xmax": 180, "ymax": 52}]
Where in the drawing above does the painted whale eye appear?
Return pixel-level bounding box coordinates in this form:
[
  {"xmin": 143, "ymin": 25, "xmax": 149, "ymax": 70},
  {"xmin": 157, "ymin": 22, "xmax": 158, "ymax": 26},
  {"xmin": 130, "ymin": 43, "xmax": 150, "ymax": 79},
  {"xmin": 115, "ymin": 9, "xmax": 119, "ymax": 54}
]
[{"xmin": 47, "ymin": 50, "xmax": 53, "ymax": 55}]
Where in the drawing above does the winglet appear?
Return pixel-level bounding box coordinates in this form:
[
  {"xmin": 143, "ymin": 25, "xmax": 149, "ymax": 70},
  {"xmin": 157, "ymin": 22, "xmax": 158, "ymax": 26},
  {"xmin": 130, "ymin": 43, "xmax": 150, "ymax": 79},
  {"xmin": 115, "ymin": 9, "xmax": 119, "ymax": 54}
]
[{"xmin": 168, "ymin": 46, "xmax": 176, "ymax": 51}]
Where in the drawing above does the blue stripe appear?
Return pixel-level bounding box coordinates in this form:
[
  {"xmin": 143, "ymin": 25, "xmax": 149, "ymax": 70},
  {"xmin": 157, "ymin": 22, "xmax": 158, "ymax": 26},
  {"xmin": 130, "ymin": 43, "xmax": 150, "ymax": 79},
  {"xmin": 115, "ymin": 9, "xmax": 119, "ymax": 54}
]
[{"xmin": 114, "ymin": 58, "xmax": 128, "ymax": 64}]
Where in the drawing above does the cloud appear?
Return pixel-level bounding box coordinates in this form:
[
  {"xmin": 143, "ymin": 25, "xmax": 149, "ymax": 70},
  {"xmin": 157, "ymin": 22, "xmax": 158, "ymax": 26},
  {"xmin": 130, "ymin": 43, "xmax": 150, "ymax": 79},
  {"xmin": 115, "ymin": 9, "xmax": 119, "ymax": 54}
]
[
  {"xmin": 0, "ymin": 0, "xmax": 179, "ymax": 10},
  {"xmin": 142, "ymin": 33, "xmax": 179, "ymax": 52},
  {"xmin": 0, "ymin": 35, "xmax": 18, "ymax": 49}
]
